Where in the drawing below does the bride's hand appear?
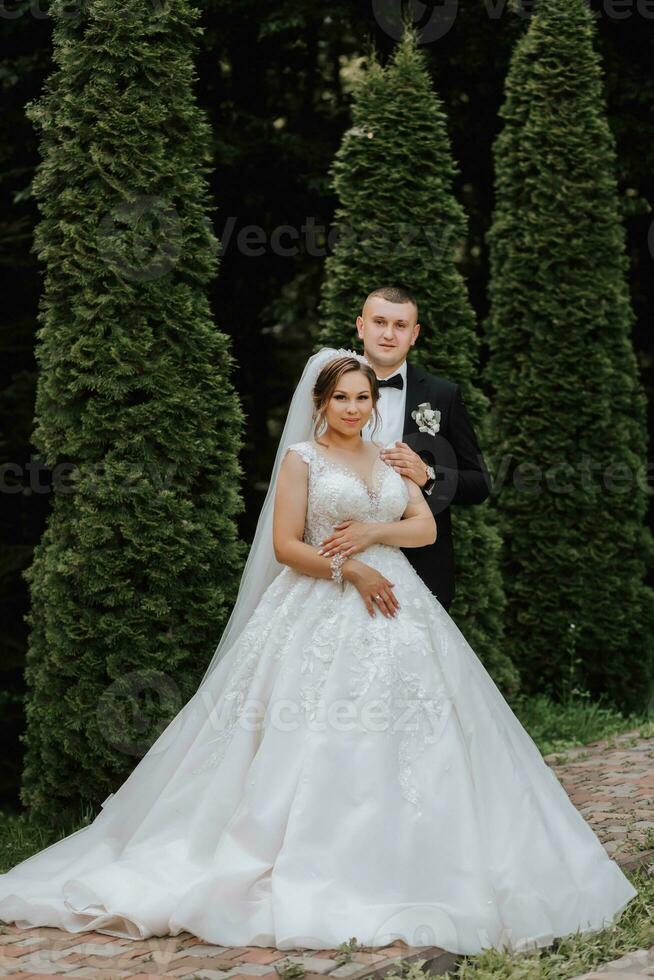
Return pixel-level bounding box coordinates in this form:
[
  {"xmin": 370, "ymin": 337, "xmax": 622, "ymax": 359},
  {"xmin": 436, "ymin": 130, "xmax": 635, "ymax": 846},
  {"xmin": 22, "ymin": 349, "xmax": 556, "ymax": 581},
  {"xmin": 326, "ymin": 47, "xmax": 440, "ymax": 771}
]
[
  {"xmin": 318, "ymin": 520, "xmax": 378, "ymax": 560},
  {"xmin": 342, "ymin": 558, "xmax": 400, "ymax": 618}
]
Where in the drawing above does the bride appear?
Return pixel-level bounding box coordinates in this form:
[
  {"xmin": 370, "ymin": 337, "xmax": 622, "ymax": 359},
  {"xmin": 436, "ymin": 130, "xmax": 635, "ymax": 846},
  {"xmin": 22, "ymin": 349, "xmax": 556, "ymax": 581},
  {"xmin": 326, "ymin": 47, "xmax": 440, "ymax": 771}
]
[{"xmin": 0, "ymin": 347, "xmax": 638, "ymax": 955}]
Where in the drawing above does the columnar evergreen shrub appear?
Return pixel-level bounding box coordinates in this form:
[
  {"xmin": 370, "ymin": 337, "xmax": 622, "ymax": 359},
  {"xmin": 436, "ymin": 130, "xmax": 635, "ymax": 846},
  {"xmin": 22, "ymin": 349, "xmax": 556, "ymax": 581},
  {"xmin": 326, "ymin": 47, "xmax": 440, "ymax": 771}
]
[
  {"xmin": 21, "ymin": 0, "xmax": 247, "ymax": 822},
  {"xmin": 483, "ymin": 0, "xmax": 654, "ymax": 714}
]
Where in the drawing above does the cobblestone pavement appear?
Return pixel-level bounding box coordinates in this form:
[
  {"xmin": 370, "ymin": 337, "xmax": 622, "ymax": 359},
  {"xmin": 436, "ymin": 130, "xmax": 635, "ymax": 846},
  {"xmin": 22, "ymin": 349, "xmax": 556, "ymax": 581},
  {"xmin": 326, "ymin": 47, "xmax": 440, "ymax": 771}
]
[
  {"xmin": 1, "ymin": 726, "xmax": 652, "ymax": 979},
  {"xmin": 545, "ymin": 726, "xmax": 654, "ymax": 980},
  {"xmin": 543, "ymin": 724, "xmax": 654, "ymax": 868},
  {"xmin": 0, "ymin": 929, "xmax": 457, "ymax": 979}
]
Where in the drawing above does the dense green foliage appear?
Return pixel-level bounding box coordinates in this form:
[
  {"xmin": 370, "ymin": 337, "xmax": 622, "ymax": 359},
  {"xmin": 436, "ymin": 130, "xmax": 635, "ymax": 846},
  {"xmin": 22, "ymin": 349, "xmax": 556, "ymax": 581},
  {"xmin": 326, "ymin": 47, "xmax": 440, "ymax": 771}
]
[
  {"xmin": 483, "ymin": 0, "xmax": 654, "ymax": 715},
  {"xmin": 17, "ymin": 0, "xmax": 247, "ymax": 822}
]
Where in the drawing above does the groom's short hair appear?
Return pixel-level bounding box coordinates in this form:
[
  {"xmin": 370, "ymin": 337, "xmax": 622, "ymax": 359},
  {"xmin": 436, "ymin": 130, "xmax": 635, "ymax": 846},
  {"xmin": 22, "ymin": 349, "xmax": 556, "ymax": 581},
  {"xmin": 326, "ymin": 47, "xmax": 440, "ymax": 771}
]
[{"xmin": 364, "ymin": 286, "xmax": 418, "ymax": 322}]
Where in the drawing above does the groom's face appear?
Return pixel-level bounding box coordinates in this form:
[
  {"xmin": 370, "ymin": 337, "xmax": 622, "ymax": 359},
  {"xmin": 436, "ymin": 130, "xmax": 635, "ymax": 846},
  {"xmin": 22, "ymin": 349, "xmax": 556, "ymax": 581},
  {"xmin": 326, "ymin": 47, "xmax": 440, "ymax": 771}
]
[{"xmin": 356, "ymin": 298, "xmax": 419, "ymax": 370}]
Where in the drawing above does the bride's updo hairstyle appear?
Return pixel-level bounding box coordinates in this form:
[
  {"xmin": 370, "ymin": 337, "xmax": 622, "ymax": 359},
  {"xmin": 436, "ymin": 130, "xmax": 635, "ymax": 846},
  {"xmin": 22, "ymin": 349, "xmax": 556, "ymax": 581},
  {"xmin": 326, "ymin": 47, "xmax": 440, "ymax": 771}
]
[{"xmin": 311, "ymin": 355, "xmax": 382, "ymax": 441}]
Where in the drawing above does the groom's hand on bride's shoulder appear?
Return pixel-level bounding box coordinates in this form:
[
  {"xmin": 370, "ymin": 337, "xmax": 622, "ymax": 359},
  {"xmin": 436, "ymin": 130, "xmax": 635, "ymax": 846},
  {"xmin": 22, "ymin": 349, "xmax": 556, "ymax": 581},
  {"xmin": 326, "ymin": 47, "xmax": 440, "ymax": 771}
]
[{"xmin": 380, "ymin": 442, "xmax": 428, "ymax": 487}]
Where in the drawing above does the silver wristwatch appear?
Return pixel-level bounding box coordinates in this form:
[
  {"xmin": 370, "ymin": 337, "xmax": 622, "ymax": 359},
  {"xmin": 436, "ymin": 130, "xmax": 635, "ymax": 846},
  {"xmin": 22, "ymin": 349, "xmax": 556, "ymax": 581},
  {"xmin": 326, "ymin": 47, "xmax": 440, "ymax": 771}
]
[{"xmin": 423, "ymin": 463, "xmax": 436, "ymax": 496}]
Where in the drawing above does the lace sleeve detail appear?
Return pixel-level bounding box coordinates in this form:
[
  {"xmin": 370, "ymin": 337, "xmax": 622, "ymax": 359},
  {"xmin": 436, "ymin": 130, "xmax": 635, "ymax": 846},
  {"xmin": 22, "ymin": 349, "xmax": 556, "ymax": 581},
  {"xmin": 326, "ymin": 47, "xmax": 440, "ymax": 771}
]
[{"xmin": 286, "ymin": 441, "xmax": 313, "ymax": 466}]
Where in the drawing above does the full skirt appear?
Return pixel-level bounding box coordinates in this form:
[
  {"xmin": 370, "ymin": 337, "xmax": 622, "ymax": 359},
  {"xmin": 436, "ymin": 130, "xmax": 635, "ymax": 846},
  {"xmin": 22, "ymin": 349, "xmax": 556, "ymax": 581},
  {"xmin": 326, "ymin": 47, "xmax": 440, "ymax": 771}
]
[{"xmin": 0, "ymin": 542, "xmax": 638, "ymax": 954}]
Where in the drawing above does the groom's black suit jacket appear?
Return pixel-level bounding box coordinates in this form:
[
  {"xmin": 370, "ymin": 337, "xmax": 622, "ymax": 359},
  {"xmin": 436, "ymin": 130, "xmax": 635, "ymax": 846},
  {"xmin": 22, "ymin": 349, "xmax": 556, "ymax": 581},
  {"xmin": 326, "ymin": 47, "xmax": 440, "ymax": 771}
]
[{"xmin": 397, "ymin": 361, "xmax": 492, "ymax": 609}]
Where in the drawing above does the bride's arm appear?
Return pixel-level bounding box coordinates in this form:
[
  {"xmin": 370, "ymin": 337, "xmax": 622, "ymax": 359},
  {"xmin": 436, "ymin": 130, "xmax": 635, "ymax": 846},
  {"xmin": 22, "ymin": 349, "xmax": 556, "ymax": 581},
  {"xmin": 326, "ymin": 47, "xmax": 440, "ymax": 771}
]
[
  {"xmin": 273, "ymin": 450, "xmax": 342, "ymax": 580},
  {"xmin": 368, "ymin": 476, "xmax": 437, "ymax": 548},
  {"xmin": 273, "ymin": 451, "xmax": 400, "ymax": 613}
]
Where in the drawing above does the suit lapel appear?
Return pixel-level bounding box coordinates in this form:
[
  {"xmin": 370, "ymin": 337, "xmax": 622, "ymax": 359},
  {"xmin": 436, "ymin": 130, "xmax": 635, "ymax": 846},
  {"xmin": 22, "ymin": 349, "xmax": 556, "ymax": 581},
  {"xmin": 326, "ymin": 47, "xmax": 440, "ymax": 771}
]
[{"xmin": 403, "ymin": 361, "xmax": 427, "ymax": 436}]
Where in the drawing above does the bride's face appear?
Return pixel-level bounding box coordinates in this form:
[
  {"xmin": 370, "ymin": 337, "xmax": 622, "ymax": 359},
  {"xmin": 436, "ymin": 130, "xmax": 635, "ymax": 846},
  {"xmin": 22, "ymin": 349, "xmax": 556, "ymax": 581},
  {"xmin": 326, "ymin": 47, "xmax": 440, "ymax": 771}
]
[{"xmin": 325, "ymin": 370, "xmax": 374, "ymax": 437}]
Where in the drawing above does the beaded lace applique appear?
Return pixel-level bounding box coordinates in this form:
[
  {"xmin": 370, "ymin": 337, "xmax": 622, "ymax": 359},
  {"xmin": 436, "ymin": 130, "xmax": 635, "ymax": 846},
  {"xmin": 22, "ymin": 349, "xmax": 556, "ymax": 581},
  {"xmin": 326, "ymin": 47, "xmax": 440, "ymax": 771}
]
[{"xmin": 191, "ymin": 438, "xmax": 452, "ymax": 813}]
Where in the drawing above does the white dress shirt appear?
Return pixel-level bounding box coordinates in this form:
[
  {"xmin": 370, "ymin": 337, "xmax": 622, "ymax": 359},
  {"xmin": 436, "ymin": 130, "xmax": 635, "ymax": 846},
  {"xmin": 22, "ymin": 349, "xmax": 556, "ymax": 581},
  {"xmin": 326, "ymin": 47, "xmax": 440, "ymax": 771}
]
[{"xmin": 361, "ymin": 358, "xmax": 407, "ymax": 448}]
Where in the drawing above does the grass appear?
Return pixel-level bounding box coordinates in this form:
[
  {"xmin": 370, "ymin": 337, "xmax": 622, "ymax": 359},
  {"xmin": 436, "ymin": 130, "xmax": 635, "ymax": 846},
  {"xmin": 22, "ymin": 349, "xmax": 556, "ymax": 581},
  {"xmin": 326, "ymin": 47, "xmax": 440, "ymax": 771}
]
[
  {"xmin": 507, "ymin": 688, "xmax": 653, "ymax": 757},
  {"xmin": 0, "ymin": 800, "xmax": 97, "ymax": 875},
  {"xmin": 432, "ymin": 863, "xmax": 654, "ymax": 980}
]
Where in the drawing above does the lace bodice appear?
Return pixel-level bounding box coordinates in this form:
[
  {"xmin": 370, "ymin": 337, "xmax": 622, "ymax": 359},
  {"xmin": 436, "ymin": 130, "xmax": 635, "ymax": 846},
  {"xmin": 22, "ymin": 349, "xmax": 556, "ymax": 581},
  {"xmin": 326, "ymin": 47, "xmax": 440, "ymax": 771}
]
[{"xmin": 285, "ymin": 439, "xmax": 410, "ymax": 547}]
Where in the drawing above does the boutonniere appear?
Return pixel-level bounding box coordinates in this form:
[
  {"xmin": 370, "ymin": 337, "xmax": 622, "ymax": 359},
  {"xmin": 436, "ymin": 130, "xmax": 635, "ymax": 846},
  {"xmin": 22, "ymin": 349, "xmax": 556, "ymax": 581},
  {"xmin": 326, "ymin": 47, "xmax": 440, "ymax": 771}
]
[{"xmin": 411, "ymin": 401, "xmax": 441, "ymax": 435}]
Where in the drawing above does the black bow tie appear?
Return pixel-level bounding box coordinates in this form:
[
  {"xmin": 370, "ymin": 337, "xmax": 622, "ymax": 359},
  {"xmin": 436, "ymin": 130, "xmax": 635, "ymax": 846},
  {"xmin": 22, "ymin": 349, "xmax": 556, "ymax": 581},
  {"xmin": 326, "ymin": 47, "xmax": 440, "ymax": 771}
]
[{"xmin": 377, "ymin": 373, "xmax": 404, "ymax": 391}]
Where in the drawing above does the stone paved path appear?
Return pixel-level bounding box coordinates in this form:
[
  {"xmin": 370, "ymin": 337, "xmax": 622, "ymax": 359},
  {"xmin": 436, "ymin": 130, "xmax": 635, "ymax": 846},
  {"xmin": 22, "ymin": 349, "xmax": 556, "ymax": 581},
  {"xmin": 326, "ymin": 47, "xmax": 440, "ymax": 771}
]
[
  {"xmin": 546, "ymin": 726, "xmax": 654, "ymax": 980},
  {"xmin": 0, "ymin": 929, "xmax": 457, "ymax": 979},
  {"xmin": 542, "ymin": 725, "xmax": 654, "ymax": 869},
  {"xmin": 1, "ymin": 725, "xmax": 652, "ymax": 979}
]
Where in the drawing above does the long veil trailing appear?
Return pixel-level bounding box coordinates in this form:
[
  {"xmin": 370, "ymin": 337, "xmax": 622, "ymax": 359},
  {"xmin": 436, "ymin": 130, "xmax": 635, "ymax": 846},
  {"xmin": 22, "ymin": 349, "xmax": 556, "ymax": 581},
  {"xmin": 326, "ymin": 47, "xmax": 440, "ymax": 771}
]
[
  {"xmin": 197, "ymin": 346, "xmax": 370, "ymax": 687},
  {"xmin": 91, "ymin": 346, "xmax": 369, "ymax": 802}
]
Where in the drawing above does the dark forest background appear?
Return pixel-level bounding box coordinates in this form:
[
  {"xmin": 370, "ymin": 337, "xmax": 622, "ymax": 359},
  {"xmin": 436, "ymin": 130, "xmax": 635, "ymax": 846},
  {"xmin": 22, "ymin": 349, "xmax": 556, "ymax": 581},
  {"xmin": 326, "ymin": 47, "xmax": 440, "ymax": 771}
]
[{"xmin": 2, "ymin": 0, "xmax": 653, "ymax": 810}]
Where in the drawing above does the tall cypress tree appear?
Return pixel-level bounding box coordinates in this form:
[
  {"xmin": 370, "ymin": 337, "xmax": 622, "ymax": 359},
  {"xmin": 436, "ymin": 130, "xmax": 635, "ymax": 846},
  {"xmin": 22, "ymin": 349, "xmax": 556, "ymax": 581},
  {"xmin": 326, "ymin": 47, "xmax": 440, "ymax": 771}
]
[
  {"xmin": 484, "ymin": 0, "xmax": 654, "ymax": 715},
  {"xmin": 20, "ymin": 0, "xmax": 247, "ymax": 823},
  {"xmin": 317, "ymin": 27, "xmax": 517, "ymax": 693}
]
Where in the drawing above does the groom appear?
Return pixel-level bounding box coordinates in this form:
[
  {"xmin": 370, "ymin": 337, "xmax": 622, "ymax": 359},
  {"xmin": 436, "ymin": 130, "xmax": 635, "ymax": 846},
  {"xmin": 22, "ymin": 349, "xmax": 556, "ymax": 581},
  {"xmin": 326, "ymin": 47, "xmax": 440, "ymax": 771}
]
[{"xmin": 358, "ymin": 286, "xmax": 492, "ymax": 611}]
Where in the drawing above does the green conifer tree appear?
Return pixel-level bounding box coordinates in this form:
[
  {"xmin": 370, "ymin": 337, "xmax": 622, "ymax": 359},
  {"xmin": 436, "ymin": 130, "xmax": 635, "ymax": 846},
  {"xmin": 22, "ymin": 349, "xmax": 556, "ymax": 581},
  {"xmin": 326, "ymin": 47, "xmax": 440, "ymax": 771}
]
[
  {"xmin": 317, "ymin": 27, "xmax": 517, "ymax": 692},
  {"xmin": 20, "ymin": 0, "xmax": 247, "ymax": 823},
  {"xmin": 483, "ymin": 0, "xmax": 654, "ymax": 715}
]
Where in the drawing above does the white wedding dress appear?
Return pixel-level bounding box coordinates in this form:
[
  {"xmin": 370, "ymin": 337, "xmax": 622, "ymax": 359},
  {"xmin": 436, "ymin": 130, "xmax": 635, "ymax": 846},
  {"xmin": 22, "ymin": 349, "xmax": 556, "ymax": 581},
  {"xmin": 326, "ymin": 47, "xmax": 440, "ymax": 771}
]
[{"xmin": 0, "ymin": 438, "xmax": 638, "ymax": 955}]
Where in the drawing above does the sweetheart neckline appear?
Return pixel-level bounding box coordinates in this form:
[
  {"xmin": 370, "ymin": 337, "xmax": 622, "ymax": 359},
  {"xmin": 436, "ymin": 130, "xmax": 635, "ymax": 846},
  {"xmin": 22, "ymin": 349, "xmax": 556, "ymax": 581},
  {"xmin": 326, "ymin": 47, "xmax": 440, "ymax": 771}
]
[{"xmin": 309, "ymin": 441, "xmax": 388, "ymax": 500}]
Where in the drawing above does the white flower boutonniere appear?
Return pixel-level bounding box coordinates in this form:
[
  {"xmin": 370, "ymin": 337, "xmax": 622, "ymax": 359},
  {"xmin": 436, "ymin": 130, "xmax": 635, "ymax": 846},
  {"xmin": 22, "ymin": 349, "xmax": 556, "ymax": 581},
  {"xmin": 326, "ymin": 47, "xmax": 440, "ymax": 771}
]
[{"xmin": 411, "ymin": 401, "xmax": 441, "ymax": 435}]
